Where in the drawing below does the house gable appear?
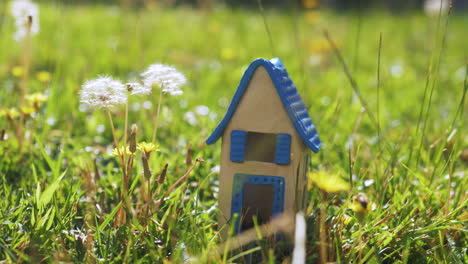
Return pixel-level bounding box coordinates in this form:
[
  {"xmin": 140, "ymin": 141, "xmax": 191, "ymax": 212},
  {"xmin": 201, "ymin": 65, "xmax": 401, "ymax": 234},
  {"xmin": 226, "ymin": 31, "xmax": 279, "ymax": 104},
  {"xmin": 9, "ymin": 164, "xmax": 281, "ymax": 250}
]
[{"xmin": 206, "ymin": 58, "xmax": 321, "ymax": 153}]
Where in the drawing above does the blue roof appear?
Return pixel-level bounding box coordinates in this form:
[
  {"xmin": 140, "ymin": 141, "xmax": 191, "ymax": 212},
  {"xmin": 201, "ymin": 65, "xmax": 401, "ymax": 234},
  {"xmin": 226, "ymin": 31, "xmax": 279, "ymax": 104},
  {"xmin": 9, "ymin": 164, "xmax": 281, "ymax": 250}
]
[{"xmin": 206, "ymin": 58, "xmax": 321, "ymax": 153}]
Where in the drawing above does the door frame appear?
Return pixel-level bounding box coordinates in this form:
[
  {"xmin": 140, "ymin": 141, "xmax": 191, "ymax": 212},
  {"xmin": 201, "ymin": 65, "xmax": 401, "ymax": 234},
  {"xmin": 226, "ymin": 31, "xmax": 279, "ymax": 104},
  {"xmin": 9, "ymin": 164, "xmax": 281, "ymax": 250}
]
[{"xmin": 230, "ymin": 174, "xmax": 285, "ymax": 234}]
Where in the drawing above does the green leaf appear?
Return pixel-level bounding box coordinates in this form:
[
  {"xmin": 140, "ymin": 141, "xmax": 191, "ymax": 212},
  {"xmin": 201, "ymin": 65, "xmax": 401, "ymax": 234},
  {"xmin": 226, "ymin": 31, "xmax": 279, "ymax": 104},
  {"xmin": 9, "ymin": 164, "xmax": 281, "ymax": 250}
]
[
  {"xmin": 38, "ymin": 171, "xmax": 66, "ymax": 209},
  {"xmin": 99, "ymin": 201, "xmax": 123, "ymax": 231}
]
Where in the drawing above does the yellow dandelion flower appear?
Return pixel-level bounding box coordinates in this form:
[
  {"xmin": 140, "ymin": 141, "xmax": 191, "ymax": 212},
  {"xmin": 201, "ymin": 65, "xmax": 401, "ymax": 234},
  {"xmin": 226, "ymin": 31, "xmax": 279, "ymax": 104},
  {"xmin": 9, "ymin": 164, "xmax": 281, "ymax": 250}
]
[
  {"xmin": 304, "ymin": 10, "xmax": 320, "ymax": 24},
  {"xmin": 349, "ymin": 193, "xmax": 371, "ymax": 213},
  {"xmin": 20, "ymin": 106, "xmax": 36, "ymax": 115},
  {"xmin": 220, "ymin": 48, "xmax": 235, "ymax": 61},
  {"xmin": 303, "ymin": 0, "xmax": 319, "ymax": 8},
  {"xmin": 308, "ymin": 170, "xmax": 350, "ymax": 193},
  {"xmin": 0, "ymin": 108, "xmax": 20, "ymax": 119},
  {"xmin": 112, "ymin": 146, "xmax": 133, "ymax": 157},
  {"xmin": 306, "ymin": 39, "xmax": 336, "ymax": 55},
  {"xmin": 137, "ymin": 142, "xmax": 159, "ymax": 154},
  {"xmin": 26, "ymin": 92, "xmax": 48, "ymax": 109},
  {"xmin": 36, "ymin": 71, "xmax": 52, "ymax": 83},
  {"xmin": 342, "ymin": 214, "xmax": 353, "ymax": 225},
  {"xmin": 12, "ymin": 66, "xmax": 24, "ymax": 78}
]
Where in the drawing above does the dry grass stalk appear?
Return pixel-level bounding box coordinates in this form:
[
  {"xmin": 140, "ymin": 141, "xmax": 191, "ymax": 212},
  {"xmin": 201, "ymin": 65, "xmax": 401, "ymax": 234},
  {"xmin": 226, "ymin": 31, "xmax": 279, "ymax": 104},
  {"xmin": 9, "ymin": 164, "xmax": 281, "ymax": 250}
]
[
  {"xmin": 158, "ymin": 163, "xmax": 168, "ymax": 184},
  {"xmin": 17, "ymin": 16, "xmax": 33, "ymax": 152},
  {"xmin": 153, "ymin": 158, "xmax": 204, "ymax": 213}
]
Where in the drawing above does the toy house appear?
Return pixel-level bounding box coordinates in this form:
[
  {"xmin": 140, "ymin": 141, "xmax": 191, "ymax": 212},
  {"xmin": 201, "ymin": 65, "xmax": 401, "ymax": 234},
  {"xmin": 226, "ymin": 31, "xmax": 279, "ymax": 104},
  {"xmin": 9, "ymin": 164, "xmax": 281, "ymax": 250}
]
[{"xmin": 206, "ymin": 58, "xmax": 321, "ymax": 235}]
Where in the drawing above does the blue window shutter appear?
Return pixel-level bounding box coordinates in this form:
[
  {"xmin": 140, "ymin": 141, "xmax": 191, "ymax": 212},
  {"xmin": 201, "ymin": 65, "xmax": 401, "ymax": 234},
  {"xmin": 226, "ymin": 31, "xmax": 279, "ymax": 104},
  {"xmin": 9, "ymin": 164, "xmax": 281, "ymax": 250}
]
[
  {"xmin": 230, "ymin": 130, "xmax": 247, "ymax": 163},
  {"xmin": 275, "ymin": 134, "xmax": 291, "ymax": 165}
]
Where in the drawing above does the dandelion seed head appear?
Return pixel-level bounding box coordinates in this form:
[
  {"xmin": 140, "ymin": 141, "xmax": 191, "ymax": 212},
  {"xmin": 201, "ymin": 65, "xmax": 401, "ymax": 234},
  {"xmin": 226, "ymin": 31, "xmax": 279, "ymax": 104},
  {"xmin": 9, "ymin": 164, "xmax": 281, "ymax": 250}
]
[
  {"xmin": 126, "ymin": 82, "xmax": 151, "ymax": 96},
  {"xmin": 11, "ymin": 0, "xmax": 40, "ymax": 42},
  {"xmin": 80, "ymin": 76, "xmax": 127, "ymax": 108},
  {"xmin": 141, "ymin": 63, "xmax": 186, "ymax": 96}
]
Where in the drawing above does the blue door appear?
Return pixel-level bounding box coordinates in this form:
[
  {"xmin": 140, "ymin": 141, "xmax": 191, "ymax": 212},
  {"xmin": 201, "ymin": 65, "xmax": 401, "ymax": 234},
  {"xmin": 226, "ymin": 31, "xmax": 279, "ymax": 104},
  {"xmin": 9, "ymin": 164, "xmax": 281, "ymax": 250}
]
[{"xmin": 230, "ymin": 174, "xmax": 285, "ymax": 234}]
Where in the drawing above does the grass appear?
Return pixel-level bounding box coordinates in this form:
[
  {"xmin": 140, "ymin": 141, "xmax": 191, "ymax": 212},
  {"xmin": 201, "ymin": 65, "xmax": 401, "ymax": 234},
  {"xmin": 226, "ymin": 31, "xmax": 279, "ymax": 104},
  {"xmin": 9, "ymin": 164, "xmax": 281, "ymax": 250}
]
[{"xmin": 0, "ymin": 2, "xmax": 467, "ymax": 263}]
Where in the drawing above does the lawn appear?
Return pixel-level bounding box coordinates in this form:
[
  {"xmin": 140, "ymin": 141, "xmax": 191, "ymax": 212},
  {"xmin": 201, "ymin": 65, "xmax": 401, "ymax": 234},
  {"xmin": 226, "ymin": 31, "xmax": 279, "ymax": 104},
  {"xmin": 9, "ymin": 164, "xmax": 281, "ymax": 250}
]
[{"xmin": 0, "ymin": 1, "xmax": 466, "ymax": 263}]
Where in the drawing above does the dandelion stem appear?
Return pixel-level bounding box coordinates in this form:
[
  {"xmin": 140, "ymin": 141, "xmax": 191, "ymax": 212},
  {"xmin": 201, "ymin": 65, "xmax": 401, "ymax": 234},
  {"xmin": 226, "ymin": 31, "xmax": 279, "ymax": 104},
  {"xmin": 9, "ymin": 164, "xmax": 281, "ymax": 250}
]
[
  {"xmin": 123, "ymin": 101, "xmax": 129, "ymax": 184},
  {"xmin": 124, "ymin": 101, "xmax": 129, "ymax": 148},
  {"xmin": 28, "ymin": 117, "xmax": 36, "ymax": 152},
  {"xmin": 107, "ymin": 109, "xmax": 128, "ymax": 191},
  {"xmin": 146, "ymin": 177, "xmax": 151, "ymax": 219},
  {"xmin": 18, "ymin": 17, "xmax": 33, "ymax": 152},
  {"xmin": 106, "ymin": 109, "xmax": 119, "ymax": 149},
  {"xmin": 152, "ymin": 87, "xmax": 163, "ymax": 144}
]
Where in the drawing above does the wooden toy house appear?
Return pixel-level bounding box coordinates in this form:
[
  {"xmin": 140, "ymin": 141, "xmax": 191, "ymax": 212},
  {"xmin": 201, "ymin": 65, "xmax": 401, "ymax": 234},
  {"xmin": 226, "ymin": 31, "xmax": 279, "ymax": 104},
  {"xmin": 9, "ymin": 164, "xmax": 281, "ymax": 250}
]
[{"xmin": 206, "ymin": 58, "xmax": 321, "ymax": 235}]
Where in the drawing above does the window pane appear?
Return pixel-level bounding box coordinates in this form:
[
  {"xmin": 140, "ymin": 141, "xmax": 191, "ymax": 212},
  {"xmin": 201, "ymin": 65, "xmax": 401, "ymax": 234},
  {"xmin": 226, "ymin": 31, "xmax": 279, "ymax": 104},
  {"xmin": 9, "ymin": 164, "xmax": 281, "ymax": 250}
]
[{"xmin": 245, "ymin": 132, "xmax": 276, "ymax": 163}]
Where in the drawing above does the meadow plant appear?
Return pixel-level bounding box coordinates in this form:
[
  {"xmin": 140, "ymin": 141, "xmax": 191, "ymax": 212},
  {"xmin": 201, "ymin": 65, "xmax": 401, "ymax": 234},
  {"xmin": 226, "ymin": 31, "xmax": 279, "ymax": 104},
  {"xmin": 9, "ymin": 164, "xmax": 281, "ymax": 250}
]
[
  {"xmin": 7, "ymin": 0, "xmax": 41, "ymax": 152},
  {"xmin": 141, "ymin": 63, "xmax": 186, "ymax": 96},
  {"xmin": 80, "ymin": 76, "xmax": 127, "ymax": 109},
  {"xmin": 309, "ymin": 170, "xmax": 350, "ymax": 264},
  {"xmin": 1, "ymin": 3, "xmax": 465, "ymax": 262},
  {"xmin": 141, "ymin": 63, "xmax": 186, "ymax": 143},
  {"xmin": 79, "ymin": 64, "xmax": 188, "ymax": 226},
  {"xmin": 125, "ymin": 82, "xmax": 150, "ymax": 96},
  {"xmin": 10, "ymin": 0, "xmax": 39, "ymax": 42}
]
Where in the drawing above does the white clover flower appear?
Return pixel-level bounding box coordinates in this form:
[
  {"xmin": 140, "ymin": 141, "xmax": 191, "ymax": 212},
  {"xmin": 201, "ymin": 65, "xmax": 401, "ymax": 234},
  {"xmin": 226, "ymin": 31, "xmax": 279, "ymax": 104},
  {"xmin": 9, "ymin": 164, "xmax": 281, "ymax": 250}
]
[
  {"xmin": 80, "ymin": 76, "xmax": 127, "ymax": 108},
  {"xmin": 141, "ymin": 63, "xmax": 186, "ymax": 96},
  {"xmin": 125, "ymin": 82, "xmax": 151, "ymax": 96},
  {"xmin": 10, "ymin": 0, "xmax": 40, "ymax": 42}
]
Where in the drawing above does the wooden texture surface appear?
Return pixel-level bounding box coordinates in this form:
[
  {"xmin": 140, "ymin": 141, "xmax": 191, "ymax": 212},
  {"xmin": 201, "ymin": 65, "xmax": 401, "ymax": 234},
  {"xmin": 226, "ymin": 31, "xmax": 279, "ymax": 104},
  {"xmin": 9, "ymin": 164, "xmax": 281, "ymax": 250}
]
[{"xmin": 218, "ymin": 66, "xmax": 308, "ymax": 238}]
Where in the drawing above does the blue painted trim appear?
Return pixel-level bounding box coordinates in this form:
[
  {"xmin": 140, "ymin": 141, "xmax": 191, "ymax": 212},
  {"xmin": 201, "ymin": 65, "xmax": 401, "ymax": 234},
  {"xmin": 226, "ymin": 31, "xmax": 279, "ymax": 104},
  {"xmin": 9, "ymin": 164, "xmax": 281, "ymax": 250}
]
[
  {"xmin": 205, "ymin": 58, "xmax": 321, "ymax": 153},
  {"xmin": 230, "ymin": 130, "xmax": 247, "ymax": 163},
  {"xmin": 231, "ymin": 174, "xmax": 285, "ymax": 234},
  {"xmin": 275, "ymin": 133, "xmax": 291, "ymax": 165}
]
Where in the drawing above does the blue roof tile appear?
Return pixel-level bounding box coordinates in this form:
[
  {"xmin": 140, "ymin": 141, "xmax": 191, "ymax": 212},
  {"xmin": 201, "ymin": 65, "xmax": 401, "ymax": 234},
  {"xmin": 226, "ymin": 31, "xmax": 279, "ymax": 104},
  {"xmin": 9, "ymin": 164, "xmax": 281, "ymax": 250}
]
[{"xmin": 206, "ymin": 58, "xmax": 321, "ymax": 153}]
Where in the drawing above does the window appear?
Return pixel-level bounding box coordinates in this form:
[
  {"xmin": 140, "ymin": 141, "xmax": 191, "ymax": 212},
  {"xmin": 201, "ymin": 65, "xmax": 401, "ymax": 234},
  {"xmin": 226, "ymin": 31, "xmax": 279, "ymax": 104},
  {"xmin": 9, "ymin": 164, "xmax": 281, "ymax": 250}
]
[
  {"xmin": 230, "ymin": 130, "xmax": 291, "ymax": 165},
  {"xmin": 245, "ymin": 132, "xmax": 277, "ymax": 163}
]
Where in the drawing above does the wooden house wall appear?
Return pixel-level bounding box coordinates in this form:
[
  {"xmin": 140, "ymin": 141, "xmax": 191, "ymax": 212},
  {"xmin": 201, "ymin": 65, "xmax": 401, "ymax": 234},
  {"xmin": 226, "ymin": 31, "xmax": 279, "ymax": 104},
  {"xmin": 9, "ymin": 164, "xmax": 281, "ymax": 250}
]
[{"xmin": 218, "ymin": 66, "xmax": 308, "ymax": 234}]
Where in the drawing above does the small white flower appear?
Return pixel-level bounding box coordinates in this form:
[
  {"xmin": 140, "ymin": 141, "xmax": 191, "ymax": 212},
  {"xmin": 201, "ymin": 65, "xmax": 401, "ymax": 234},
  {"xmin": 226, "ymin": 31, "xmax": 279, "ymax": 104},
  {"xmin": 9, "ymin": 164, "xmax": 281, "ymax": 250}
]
[
  {"xmin": 184, "ymin": 111, "xmax": 197, "ymax": 126},
  {"xmin": 195, "ymin": 105, "xmax": 209, "ymax": 116},
  {"xmin": 364, "ymin": 179, "xmax": 375, "ymax": 187},
  {"xmin": 210, "ymin": 165, "xmax": 220, "ymax": 174},
  {"xmin": 126, "ymin": 82, "xmax": 150, "ymax": 96},
  {"xmin": 10, "ymin": 0, "xmax": 40, "ymax": 42},
  {"xmin": 141, "ymin": 63, "xmax": 186, "ymax": 96},
  {"xmin": 80, "ymin": 76, "xmax": 127, "ymax": 108},
  {"xmin": 390, "ymin": 64, "xmax": 403, "ymax": 78}
]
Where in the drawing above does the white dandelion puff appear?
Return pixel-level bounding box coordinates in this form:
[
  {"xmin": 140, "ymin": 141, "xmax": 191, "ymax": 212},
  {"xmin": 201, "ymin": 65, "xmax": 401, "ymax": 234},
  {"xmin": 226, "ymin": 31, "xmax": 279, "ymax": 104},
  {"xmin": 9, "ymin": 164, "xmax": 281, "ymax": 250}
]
[
  {"xmin": 424, "ymin": 0, "xmax": 449, "ymax": 16},
  {"xmin": 141, "ymin": 63, "xmax": 187, "ymax": 96},
  {"xmin": 10, "ymin": 0, "xmax": 40, "ymax": 42},
  {"xmin": 126, "ymin": 82, "xmax": 151, "ymax": 96},
  {"xmin": 80, "ymin": 76, "xmax": 127, "ymax": 108}
]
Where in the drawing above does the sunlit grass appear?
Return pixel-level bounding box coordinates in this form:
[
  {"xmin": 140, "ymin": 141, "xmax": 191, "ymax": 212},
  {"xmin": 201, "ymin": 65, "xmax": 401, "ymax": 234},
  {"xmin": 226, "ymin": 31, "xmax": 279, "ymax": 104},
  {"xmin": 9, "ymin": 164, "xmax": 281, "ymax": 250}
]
[{"xmin": 0, "ymin": 2, "xmax": 466, "ymax": 263}]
